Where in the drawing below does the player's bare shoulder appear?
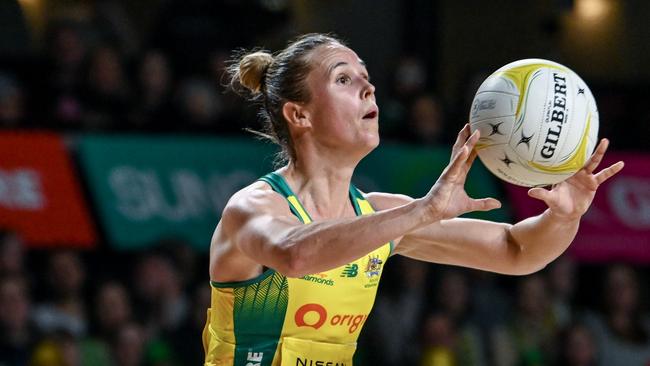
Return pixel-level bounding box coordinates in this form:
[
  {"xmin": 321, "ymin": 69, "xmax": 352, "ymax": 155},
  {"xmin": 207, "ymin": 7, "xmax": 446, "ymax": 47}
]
[
  {"xmin": 209, "ymin": 180, "xmax": 291, "ymax": 282},
  {"xmin": 218, "ymin": 180, "xmax": 290, "ymax": 238}
]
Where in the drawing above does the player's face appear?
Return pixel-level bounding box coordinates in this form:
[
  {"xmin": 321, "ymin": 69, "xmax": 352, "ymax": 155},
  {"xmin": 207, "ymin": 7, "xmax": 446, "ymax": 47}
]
[{"xmin": 302, "ymin": 44, "xmax": 379, "ymax": 155}]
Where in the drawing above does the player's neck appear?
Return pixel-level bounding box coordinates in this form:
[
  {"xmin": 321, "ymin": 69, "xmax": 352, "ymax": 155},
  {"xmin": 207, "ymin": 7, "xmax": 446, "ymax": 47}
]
[{"xmin": 280, "ymin": 159, "xmax": 356, "ymax": 220}]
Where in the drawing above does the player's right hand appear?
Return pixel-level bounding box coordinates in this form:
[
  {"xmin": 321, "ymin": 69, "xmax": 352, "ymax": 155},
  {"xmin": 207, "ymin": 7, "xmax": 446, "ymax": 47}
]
[{"xmin": 423, "ymin": 124, "xmax": 501, "ymax": 221}]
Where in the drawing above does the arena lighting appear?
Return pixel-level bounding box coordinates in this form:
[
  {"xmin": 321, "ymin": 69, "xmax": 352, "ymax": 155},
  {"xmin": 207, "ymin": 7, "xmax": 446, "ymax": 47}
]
[{"xmin": 575, "ymin": 0, "xmax": 611, "ymax": 22}]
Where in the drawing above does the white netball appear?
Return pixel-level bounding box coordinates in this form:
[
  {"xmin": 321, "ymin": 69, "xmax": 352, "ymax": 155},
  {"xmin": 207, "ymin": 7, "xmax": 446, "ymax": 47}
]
[{"xmin": 469, "ymin": 59, "xmax": 599, "ymax": 187}]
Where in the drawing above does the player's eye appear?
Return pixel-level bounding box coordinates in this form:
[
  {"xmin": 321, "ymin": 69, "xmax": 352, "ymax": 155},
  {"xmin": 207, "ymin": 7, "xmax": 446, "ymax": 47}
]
[{"xmin": 336, "ymin": 74, "xmax": 351, "ymax": 85}]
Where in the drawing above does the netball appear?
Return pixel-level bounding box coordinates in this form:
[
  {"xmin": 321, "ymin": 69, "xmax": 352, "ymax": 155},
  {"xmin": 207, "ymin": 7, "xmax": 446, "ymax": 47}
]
[{"xmin": 469, "ymin": 59, "xmax": 599, "ymax": 187}]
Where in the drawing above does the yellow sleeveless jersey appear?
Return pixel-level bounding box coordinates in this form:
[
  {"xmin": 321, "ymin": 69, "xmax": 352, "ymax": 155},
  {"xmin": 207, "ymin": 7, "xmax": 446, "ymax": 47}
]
[{"xmin": 203, "ymin": 172, "xmax": 392, "ymax": 366}]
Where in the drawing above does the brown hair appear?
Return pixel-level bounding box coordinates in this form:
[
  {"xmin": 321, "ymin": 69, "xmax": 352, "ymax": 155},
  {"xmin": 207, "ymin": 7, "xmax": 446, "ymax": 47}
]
[{"xmin": 227, "ymin": 33, "xmax": 345, "ymax": 163}]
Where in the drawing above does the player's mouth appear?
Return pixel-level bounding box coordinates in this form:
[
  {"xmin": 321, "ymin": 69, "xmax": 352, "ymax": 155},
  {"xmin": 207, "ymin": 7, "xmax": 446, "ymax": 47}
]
[{"xmin": 362, "ymin": 108, "xmax": 378, "ymax": 120}]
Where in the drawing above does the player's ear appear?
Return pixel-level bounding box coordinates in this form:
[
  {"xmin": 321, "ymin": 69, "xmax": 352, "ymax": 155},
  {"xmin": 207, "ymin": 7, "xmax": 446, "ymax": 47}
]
[{"xmin": 282, "ymin": 101, "xmax": 311, "ymax": 129}]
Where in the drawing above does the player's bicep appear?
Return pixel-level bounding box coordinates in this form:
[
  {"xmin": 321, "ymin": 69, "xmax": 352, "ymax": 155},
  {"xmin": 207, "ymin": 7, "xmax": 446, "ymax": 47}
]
[{"xmin": 220, "ymin": 190, "xmax": 303, "ymax": 275}]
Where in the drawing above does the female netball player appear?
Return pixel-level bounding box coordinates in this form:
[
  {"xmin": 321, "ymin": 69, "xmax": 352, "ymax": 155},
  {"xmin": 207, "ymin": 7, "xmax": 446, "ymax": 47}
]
[{"xmin": 203, "ymin": 34, "xmax": 624, "ymax": 366}]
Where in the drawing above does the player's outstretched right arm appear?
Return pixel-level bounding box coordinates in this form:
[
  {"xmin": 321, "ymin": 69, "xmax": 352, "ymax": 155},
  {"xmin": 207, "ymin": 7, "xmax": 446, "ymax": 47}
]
[
  {"xmin": 219, "ymin": 185, "xmax": 433, "ymax": 278},
  {"xmin": 217, "ymin": 127, "xmax": 498, "ymax": 278}
]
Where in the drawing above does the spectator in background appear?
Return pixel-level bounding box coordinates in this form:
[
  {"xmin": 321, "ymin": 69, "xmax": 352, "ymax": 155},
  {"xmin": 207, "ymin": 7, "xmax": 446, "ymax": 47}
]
[
  {"xmin": 208, "ymin": 49, "xmax": 250, "ymax": 134},
  {"xmin": 492, "ymin": 274, "xmax": 558, "ymax": 366},
  {"xmin": 0, "ymin": 231, "xmax": 25, "ymax": 276},
  {"xmin": 82, "ymin": 44, "xmax": 132, "ymax": 131},
  {"xmin": 93, "ymin": 281, "xmax": 132, "ymax": 342},
  {"xmin": 584, "ymin": 264, "xmax": 650, "ymax": 366},
  {"xmin": 33, "ymin": 251, "xmax": 87, "ymax": 338},
  {"xmin": 468, "ymin": 270, "xmax": 510, "ymax": 339},
  {"xmin": 132, "ymin": 251, "xmax": 189, "ymax": 336},
  {"xmin": 406, "ymin": 94, "xmax": 446, "ymax": 145},
  {"xmin": 0, "ymin": 276, "xmax": 35, "ymax": 365},
  {"xmin": 420, "ymin": 312, "xmax": 456, "ymax": 366},
  {"xmin": 423, "ymin": 270, "xmax": 486, "ymax": 366},
  {"xmin": 169, "ymin": 285, "xmax": 211, "ymax": 366},
  {"xmin": 175, "ymin": 78, "xmax": 222, "ymax": 133},
  {"xmin": 29, "ymin": 330, "xmax": 79, "ymax": 366},
  {"xmin": 111, "ymin": 322, "xmax": 147, "ymax": 366},
  {"xmin": 546, "ymin": 255, "xmax": 577, "ymax": 328},
  {"xmin": 362, "ymin": 257, "xmax": 429, "ymax": 366},
  {"xmin": 556, "ymin": 323, "xmax": 598, "ymax": 366},
  {"xmin": 37, "ymin": 21, "xmax": 88, "ymax": 129},
  {"xmin": 0, "ymin": 73, "xmax": 25, "ymax": 128},
  {"xmin": 130, "ymin": 50, "xmax": 175, "ymax": 131},
  {"xmin": 381, "ymin": 55, "xmax": 429, "ymax": 138}
]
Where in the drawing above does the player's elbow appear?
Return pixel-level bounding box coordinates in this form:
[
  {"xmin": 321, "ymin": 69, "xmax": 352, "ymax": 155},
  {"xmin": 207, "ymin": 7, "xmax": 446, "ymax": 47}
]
[
  {"xmin": 507, "ymin": 260, "xmax": 548, "ymax": 276},
  {"xmin": 506, "ymin": 245, "xmax": 549, "ymax": 276},
  {"xmin": 274, "ymin": 241, "xmax": 309, "ymax": 278}
]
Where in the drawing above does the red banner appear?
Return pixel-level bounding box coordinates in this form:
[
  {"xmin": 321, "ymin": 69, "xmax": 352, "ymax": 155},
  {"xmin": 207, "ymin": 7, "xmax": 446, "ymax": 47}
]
[
  {"xmin": 0, "ymin": 131, "xmax": 96, "ymax": 248},
  {"xmin": 505, "ymin": 153, "xmax": 650, "ymax": 263}
]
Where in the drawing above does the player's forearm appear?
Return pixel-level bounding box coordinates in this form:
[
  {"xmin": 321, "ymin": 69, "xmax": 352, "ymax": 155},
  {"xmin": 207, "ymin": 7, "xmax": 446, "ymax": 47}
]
[
  {"xmin": 279, "ymin": 198, "xmax": 436, "ymax": 276},
  {"xmin": 508, "ymin": 209, "xmax": 580, "ymax": 273}
]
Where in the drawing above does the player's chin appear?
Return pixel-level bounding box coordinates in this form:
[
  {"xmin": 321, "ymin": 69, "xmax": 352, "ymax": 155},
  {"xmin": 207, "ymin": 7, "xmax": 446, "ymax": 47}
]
[{"xmin": 362, "ymin": 130, "xmax": 380, "ymax": 149}]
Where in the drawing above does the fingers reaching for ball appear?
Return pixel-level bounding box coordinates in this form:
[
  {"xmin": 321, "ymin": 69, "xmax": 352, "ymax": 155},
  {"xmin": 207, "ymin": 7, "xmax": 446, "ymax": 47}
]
[
  {"xmin": 452, "ymin": 124, "xmax": 472, "ymax": 152},
  {"xmin": 582, "ymin": 138, "xmax": 625, "ymax": 186},
  {"xmin": 594, "ymin": 160, "xmax": 625, "ymax": 185},
  {"xmin": 583, "ymin": 138, "xmax": 609, "ymax": 174}
]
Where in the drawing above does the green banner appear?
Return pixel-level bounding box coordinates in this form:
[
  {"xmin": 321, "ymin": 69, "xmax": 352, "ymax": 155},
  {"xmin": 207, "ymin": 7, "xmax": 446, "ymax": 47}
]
[{"xmin": 77, "ymin": 135, "xmax": 509, "ymax": 251}]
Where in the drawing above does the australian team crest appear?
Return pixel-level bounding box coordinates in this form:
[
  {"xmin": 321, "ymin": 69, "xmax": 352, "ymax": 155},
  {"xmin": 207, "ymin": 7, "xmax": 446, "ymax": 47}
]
[{"xmin": 365, "ymin": 255, "xmax": 383, "ymax": 278}]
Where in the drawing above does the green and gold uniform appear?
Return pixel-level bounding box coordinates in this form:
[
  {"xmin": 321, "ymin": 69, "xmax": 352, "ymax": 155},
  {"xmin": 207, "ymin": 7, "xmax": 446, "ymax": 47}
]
[{"xmin": 203, "ymin": 172, "xmax": 392, "ymax": 366}]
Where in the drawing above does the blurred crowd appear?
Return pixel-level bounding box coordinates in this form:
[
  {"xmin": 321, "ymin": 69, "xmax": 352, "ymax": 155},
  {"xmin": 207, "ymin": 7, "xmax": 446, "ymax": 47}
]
[
  {"xmin": 1, "ymin": 1, "xmax": 648, "ymax": 150},
  {"xmin": 2, "ymin": 1, "xmax": 650, "ymax": 366},
  {"xmin": 3, "ymin": 229, "xmax": 650, "ymax": 366},
  {"xmin": 359, "ymin": 256, "xmax": 650, "ymax": 366},
  {"xmin": 0, "ymin": 231, "xmax": 209, "ymax": 366}
]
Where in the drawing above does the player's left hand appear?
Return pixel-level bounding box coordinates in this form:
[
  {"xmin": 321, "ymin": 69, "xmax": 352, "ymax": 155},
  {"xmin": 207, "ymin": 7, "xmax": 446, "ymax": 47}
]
[{"xmin": 527, "ymin": 138, "xmax": 624, "ymax": 220}]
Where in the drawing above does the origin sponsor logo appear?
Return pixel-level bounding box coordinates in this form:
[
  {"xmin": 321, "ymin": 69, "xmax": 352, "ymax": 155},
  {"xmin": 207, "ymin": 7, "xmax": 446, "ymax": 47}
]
[
  {"xmin": 296, "ymin": 358, "xmax": 347, "ymax": 366},
  {"xmin": 294, "ymin": 303, "xmax": 368, "ymax": 334},
  {"xmin": 300, "ymin": 274, "xmax": 335, "ymax": 286}
]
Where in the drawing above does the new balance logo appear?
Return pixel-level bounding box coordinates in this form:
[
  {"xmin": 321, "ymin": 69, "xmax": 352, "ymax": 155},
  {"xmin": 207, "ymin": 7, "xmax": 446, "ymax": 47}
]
[
  {"xmin": 246, "ymin": 351, "xmax": 263, "ymax": 366},
  {"xmin": 340, "ymin": 264, "xmax": 358, "ymax": 278}
]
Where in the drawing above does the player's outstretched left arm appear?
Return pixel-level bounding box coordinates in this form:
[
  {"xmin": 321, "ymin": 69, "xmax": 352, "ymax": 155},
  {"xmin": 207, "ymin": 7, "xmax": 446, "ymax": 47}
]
[{"xmin": 368, "ymin": 137, "xmax": 624, "ymax": 275}]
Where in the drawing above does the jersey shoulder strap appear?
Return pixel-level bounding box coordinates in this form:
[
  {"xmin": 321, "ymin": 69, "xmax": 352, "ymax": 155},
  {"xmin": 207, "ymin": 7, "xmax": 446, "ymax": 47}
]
[{"xmin": 258, "ymin": 172, "xmax": 313, "ymax": 224}]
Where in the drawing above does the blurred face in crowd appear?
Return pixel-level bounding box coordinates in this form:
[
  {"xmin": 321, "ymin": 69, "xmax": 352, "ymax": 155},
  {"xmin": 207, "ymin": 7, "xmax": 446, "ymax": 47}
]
[
  {"xmin": 0, "ymin": 78, "xmax": 25, "ymax": 127},
  {"xmin": 299, "ymin": 44, "xmax": 379, "ymax": 159},
  {"xmin": 140, "ymin": 51, "xmax": 171, "ymax": 97},
  {"xmin": 0, "ymin": 232, "xmax": 24, "ymax": 275},
  {"xmin": 401, "ymin": 257, "xmax": 428, "ymax": 289},
  {"xmin": 518, "ymin": 275, "xmax": 549, "ymax": 319},
  {"xmin": 394, "ymin": 56, "xmax": 426, "ymax": 96},
  {"xmin": 548, "ymin": 255, "xmax": 576, "ymax": 299},
  {"xmin": 134, "ymin": 255, "xmax": 179, "ymax": 300},
  {"xmin": 88, "ymin": 46, "xmax": 126, "ymax": 94},
  {"xmin": 606, "ymin": 265, "xmax": 638, "ymax": 313},
  {"xmin": 410, "ymin": 95, "xmax": 444, "ymax": 143},
  {"xmin": 0, "ymin": 277, "xmax": 30, "ymax": 332},
  {"xmin": 113, "ymin": 323, "xmax": 145, "ymax": 366},
  {"xmin": 52, "ymin": 26, "xmax": 85, "ymax": 69},
  {"xmin": 565, "ymin": 325, "xmax": 597, "ymax": 366},
  {"xmin": 438, "ymin": 271, "xmax": 469, "ymax": 317},
  {"xmin": 95, "ymin": 282, "xmax": 132, "ymax": 333},
  {"xmin": 49, "ymin": 251, "xmax": 85, "ymax": 297},
  {"xmin": 422, "ymin": 313, "xmax": 455, "ymax": 347}
]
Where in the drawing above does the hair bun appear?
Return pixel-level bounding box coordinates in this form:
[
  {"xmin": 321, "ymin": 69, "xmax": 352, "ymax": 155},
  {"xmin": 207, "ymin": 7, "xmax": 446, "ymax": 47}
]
[{"xmin": 239, "ymin": 51, "xmax": 274, "ymax": 93}]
